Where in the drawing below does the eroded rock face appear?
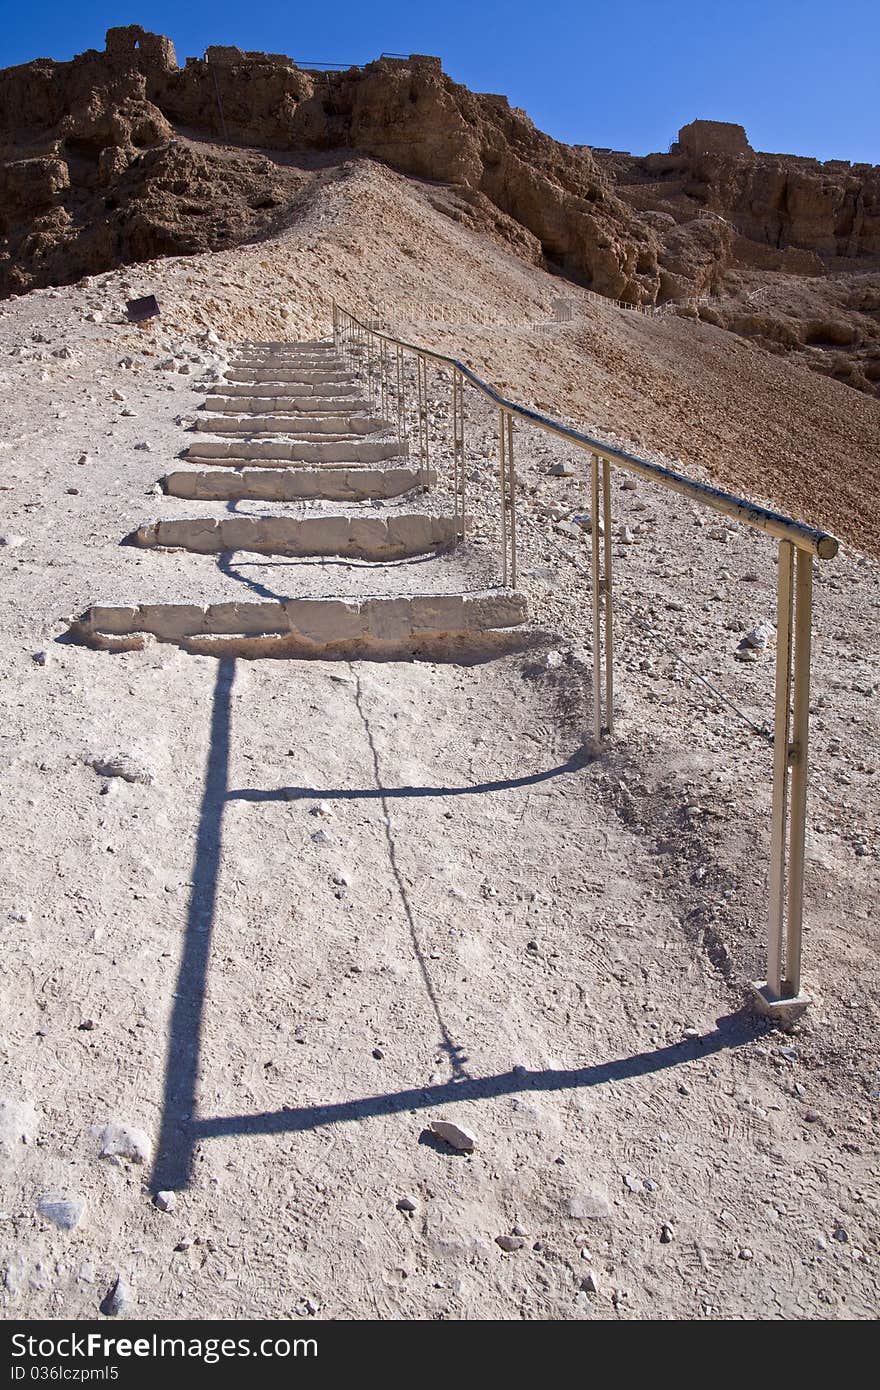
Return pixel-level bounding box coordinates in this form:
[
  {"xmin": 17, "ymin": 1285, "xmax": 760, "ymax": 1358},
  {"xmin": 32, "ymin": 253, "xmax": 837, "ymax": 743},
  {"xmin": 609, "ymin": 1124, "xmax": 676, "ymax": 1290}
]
[
  {"xmin": 1, "ymin": 30, "xmax": 879, "ymax": 395},
  {"xmin": 0, "ymin": 29, "xmax": 661, "ymax": 303}
]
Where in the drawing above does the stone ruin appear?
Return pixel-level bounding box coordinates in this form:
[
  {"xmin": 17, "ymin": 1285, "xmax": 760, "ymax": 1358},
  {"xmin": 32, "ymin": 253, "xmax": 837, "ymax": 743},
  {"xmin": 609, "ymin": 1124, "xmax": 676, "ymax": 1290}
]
[
  {"xmin": 675, "ymin": 120, "xmax": 753, "ymax": 158},
  {"xmin": 104, "ymin": 25, "xmax": 177, "ymax": 71}
]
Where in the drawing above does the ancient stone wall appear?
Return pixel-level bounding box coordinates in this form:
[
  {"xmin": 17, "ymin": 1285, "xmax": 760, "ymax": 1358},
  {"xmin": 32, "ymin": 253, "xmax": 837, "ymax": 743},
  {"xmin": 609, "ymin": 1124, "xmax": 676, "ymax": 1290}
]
[
  {"xmin": 677, "ymin": 120, "xmax": 752, "ymax": 157},
  {"xmin": 105, "ymin": 26, "xmax": 177, "ymax": 72}
]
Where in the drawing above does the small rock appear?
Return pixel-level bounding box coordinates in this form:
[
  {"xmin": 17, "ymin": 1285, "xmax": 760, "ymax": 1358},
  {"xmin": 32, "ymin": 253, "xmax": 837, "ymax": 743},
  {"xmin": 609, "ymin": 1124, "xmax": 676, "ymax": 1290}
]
[
  {"xmin": 623, "ymin": 1173, "xmax": 641, "ymax": 1192},
  {"xmin": 154, "ymin": 1191, "xmax": 176, "ymax": 1213},
  {"xmin": 396, "ymin": 1196, "xmax": 417, "ymax": 1212},
  {"xmin": 544, "ymin": 649, "xmax": 565, "ymax": 670},
  {"xmin": 331, "ymin": 869, "xmax": 351, "ymax": 887},
  {"xmin": 311, "ymin": 829, "xmax": 331, "ymax": 846},
  {"xmin": 90, "ymin": 753, "xmax": 152, "ymax": 785},
  {"xmin": 495, "ymin": 1234, "xmax": 525, "ymax": 1252},
  {"xmin": 37, "ymin": 1194, "xmax": 86, "ymax": 1232},
  {"xmin": 93, "ymin": 1120, "xmax": 151, "ymax": 1165},
  {"xmin": 429, "ymin": 1118, "xmax": 476, "ymax": 1152},
  {"xmin": 372, "ymin": 1047, "xmax": 384, "ymax": 1060},
  {"xmin": 580, "ymin": 1270, "xmax": 599, "ymax": 1293},
  {"xmin": 739, "ymin": 1247, "xmax": 754, "ymax": 1261},
  {"xmin": 78, "ymin": 1019, "xmax": 96, "ymax": 1031},
  {"xmin": 0, "ymin": 1097, "xmax": 39, "ymax": 1150},
  {"xmin": 548, "ymin": 460, "xmax": 575, "ymax": 477},
  {"xmin": 311, "ymin": 801, "xmax": 333, "ymax": 818},
  {"xmin": 619, "ymin": 525, "xmax": 635, "ymax": 544},
  {"xmin": 833, "ymin": 1226, "xmax": 849, "ymax": 1243},
  {"xmin": 133, "ymin": 441, "xmax": 152, "ymax": 452},
  {"xmin": 568, "ymin": 1192, "xmax": 611, "ymax": 1221},
  {"xmin": 100, "ymin": 1274, "xmax": 130, "ymax": 1317},
  {"xmin": 32, "ymin": 651, "xmax": 47, "ymax": 666},
  {"xmin": 660, "ymin": 1223, "xmax": 674, "ymax": 1243},
  {"xmin": 77, "ymin": 453, "xmax": 91, "ymax": 466}
]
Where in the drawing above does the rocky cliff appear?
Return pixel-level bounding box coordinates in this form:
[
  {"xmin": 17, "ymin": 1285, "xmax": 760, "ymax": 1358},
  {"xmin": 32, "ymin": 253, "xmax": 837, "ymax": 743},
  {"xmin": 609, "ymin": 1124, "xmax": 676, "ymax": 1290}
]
[{"xmin": 1, "ymin": 27, "xmax": 878, "ymax": 394}]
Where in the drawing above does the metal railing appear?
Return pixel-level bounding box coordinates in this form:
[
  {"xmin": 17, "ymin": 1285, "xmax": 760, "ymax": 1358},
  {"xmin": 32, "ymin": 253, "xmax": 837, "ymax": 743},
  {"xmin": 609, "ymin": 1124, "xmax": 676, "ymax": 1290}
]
[{"xmin": 332, "ymin": 299, "xmax": 839, "ymax": 1008}]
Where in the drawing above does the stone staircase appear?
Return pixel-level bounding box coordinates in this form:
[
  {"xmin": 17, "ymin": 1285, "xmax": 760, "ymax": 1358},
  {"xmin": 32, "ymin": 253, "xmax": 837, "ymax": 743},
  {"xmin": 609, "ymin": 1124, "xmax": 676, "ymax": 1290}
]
[{"xmin": 73, "ymin": 338, "xmax": 528, "ymax": 658}]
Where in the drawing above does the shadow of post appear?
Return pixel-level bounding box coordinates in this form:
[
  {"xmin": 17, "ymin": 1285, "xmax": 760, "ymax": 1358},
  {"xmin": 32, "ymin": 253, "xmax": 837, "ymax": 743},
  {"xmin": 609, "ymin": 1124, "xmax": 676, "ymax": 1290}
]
[{"xmin": 150, "ymin": 657, "xmax": 236, "ymax": 1194}]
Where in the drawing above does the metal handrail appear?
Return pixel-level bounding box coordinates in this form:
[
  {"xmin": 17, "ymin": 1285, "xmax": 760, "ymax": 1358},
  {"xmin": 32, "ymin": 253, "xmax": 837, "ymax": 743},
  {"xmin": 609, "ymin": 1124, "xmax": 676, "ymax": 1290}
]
[
  {"xmin": 332, "ymin": 299, "xmax": 839, "ymax": 1011},
  {"xmin": 333, "ymin": 305, "xmax": 838, "ymax": 560}
]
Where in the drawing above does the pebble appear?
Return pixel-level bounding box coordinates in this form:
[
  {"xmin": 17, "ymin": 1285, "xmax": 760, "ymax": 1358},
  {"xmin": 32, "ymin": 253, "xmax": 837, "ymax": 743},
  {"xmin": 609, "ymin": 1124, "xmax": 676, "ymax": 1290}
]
[
  {"xmin": 833, "ymin": 1226, "xmax": 849, "ymax": 1243},
  {"xmin": 154, "ymin": 1191, "xmax": 176, "ymax": 1212},
  {"xmin": 568, "ymin": 1192, "xmax": 611, "ymax": 1221},
  {"xmin": 0, "ymin": 1097, "xmax": 39, "ymax": 1149},
  {"xmin": 311, "ymin": 829, "xmax": 331, "ymax": 845},
  {"xmin": 93, "ymin": 1120, "xmax": 152, "ymax": 1165},
  {"xmin": 37, "ymin": 1194, "xmax": 86, "ymax": 1232},
  {"xmin": 660, "ymin": 1224, "xmax": 674, "ymax": 1243},
  {"xmin": 580, "ymin": 1270, "xmax": 599, "ymax": 1293},
  {"xmin": 495, "ymin": 1234, "xmax": 525, "ymax": 1252},
  {"xmin": 32, "ymin": 651, "xmax": 47, "ymax": 666},
  {"xmin": 77, "ymin": 453, "xmax": 91, "ymax": 466},
  {"xmin": 623, "ymin": 1173, "xmax": 641, "ymax": 1191},
  {"xmin": 396, "ymin": 1196, "xmax": 417, "ymax": 1212},
  {"xmin": 90, "ymin": 753, "xmax": 152, "ymax": 785},
  {"xmin": 133, "ymin": 441, "xmax": 152, "ymax": 452},
  {"xmin": 331, "ymin": 869, "xmax": 351, "ymax": 887},
  {"xmin": 100, "ymin": 1274, "xmax": 130, "ymax": 1317},
  {"xmin": 548, "ymin": 460, "xmax": 575, "ymax": 477},
  {"xmin": 429, "ymin": 1118, "xmax": 476, "ymax": 1152}
]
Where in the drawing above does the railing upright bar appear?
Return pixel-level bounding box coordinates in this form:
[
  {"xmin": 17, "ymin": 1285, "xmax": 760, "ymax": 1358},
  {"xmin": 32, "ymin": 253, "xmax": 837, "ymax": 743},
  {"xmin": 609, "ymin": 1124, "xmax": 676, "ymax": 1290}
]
[
  {"xmin": 602, "ymin": 457, "xmax": 614, "ymax": 734},
  {"xmin": 591, "ymin": 453, "xmax": 603, "ymax": 740},
  {"xmin": 417, "ymin": 353, "xmax": 429, "ymax": 487},
  {"xmin": 498, "ymin": 407, "xmax": 508, "ymax": 587},
  {"xmin": 785, "ymin": 550, "xmax": 813, "ymax": 995},
  {"xmin": 507, "ymin": 412, "xmax": 517, "ymax": 587},
  {"xmin": 768, "ymin": 540, "xmax": 795, "ymax": 997},
  {"xmin": 396, "ymin": 344, "xmax": 405, "ymax": 444}
]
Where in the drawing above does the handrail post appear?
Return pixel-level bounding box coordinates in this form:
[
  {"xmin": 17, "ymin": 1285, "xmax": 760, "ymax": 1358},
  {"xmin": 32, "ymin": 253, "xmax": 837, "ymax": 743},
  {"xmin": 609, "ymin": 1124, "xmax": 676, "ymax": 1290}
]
[
  {"xmin": 507, "ymin": 412, "xmax": 517, "ymax": 587},
  {"xmin": 767, "ymin": 541, "xmax": 794, "ymax": 997},
  {"xmin": 786, "ymin": 549, "xmax": 813, "ymax": 995},
  {"xmin": 756, "ymin": 540, "xmax": 812, "ymax": 1017},
  {"xmin": 602, "ymin": 457, "xmax": 614, "ymax": 734},
  {"xmin": 590, "ymin": 453, "xmax": 603, "ymax": 740},
  {"xmin": 453, "ymin": 367, "xmax": 466, "ymax": 542},
  {"xmin": 417, "ymin": 353, "xmax": 429, "ymax": 488},
  {"xmin": 498, "ymin": 407, "xmax": 508, "ymax": 587}
]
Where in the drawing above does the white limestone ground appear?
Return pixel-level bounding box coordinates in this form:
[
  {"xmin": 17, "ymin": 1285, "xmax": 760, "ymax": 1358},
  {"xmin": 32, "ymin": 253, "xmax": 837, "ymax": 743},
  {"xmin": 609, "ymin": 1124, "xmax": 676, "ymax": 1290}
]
[{"xmin": 1, "ymin": 162, "xmax": 879, "ymax": 1320}]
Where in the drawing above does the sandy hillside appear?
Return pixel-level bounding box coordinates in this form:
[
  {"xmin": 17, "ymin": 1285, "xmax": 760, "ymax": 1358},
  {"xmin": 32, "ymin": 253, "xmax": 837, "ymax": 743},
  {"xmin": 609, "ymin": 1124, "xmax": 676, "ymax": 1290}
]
[{"xmin": 1, "ymin": 158, "xmax": 878, "ymax": 1321}]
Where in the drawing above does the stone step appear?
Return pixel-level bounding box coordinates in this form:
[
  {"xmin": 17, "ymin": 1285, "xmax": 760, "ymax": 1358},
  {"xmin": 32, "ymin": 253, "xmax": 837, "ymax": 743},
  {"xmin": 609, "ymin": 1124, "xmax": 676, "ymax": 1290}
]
[
  {"xmin": 226, "ymin": 369, "xmax": 354, "ymax": 386},
  {"xmin": 72, "ymin": 591, "xmax": 529, "ymax": 658},
  {"xmin": 163, "ymin": 465, "xmax": 432, "ymax": 502},
  {"xmin": 232, "ymin": 358, "xmax": 341, "ymax": 375},
  {"xmin": 127, "ymin": 513, "xmax": 457, "ymax": 560},
  {"xmin": 239, "ymin": 339, "xmax": 334, "ymax": 351},
  {"xmin": 194, "ymin": 413, "xmax": 393, "ymax": 436},
  {"xmin": 202, "ymin": 394, "xmax": 368, "ymax": 415},
  {"xmin": 185, "ymin": 438, "xmax": 407, "ymax": 463},
  {"xmin": 215, "ymin": 379, "xmax": 360, "ymax": 397}
]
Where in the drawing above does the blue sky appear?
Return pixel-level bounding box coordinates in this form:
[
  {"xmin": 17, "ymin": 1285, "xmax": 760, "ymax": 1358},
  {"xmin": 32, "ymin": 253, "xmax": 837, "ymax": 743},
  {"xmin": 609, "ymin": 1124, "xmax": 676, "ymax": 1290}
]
[{"xmin": 2, "ymin": 1, "xmax": 878, "ymax": 164}]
